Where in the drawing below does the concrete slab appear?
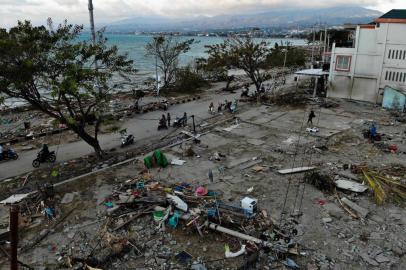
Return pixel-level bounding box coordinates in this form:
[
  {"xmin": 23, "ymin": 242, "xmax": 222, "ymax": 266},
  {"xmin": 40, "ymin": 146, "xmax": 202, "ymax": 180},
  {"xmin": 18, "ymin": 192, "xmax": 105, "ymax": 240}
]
[
  {"xmin": 247, "ymin": 139, "xmax": 266, "ymax": 146},
  {"xmin": 227, "ymin": 123, "xmax": 269, "ymax": 139}
]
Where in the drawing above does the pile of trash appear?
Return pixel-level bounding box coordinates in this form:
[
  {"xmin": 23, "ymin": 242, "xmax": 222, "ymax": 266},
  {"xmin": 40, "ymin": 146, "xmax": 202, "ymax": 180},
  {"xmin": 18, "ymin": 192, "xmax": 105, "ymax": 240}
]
[{"xmin": 58, "ymin": 171, "xmax": 304, "ymax": 269}]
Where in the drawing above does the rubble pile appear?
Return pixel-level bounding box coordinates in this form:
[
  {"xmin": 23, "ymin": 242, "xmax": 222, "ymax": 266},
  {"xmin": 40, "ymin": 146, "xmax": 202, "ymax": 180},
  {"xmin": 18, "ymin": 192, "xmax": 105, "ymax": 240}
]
[{"xmin": 56, "ymin": 171, "xmax": 304, "ymax": 269}]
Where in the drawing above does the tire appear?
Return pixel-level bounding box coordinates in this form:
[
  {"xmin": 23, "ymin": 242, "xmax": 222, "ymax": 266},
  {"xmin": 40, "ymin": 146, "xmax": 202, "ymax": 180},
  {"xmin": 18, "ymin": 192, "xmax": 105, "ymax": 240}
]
[
  {"xmin": 12, "ymin": 154, "xmax": 18, "ymax": 160},
  {"xmin": 32, "ymin": 159, "xmax": 40, "ymax": 168},
  {"xmin": 49, "ymin": 154, "xmax": 56, "ymax": 163}
]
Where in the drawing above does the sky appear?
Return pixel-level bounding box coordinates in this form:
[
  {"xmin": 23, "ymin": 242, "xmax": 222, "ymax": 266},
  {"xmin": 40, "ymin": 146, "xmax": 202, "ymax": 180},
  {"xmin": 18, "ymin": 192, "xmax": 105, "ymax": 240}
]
[{"xmin": 0, "ymin": 0, "xmax": 405, "ymax": 27}]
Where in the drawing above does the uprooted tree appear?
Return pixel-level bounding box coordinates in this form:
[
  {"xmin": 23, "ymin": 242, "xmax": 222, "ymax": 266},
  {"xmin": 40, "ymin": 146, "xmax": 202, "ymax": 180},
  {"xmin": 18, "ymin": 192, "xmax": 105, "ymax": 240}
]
[
  {"xmin": 205, "ymin": 36, "xmax": 271, "ymax": 92},
  {"xmin": 0, "ymin": 20, "xmax": 134, "ymax": 157},
  {"xmin": 145, "ymin": 36, "xmax": 195, "ymax": 89}
]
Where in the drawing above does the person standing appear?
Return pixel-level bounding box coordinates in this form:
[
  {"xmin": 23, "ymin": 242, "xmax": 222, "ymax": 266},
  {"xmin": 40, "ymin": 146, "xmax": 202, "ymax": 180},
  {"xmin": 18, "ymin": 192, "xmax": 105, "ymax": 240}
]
[
  {"xmin": 307, "ymin": 110, "xmax": 316, "ymax": 125},
  {"xmin": 183, "ymin": 112, "xmax": 187, "ymax": 126},
  {"xmin": 167, "ymin": 112, "xmax": 171, "ymax": 127}
]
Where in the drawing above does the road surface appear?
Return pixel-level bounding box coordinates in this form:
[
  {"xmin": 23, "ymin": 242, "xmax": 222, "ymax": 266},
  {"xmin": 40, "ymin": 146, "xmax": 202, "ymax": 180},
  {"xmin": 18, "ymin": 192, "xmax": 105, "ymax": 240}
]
[{"xmin": 0, "ymin": 90, "xmax": 240, "ymax": 180}]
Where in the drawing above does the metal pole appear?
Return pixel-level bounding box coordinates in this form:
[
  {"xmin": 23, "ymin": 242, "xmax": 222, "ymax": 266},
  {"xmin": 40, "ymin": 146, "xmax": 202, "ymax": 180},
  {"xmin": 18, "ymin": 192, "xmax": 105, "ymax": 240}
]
[
  {"xmin": 10, "ymin": 205, "xmax": 19, "ymax": 270},
  {"xmin": 191, "ymin": 115, "xmax": 196, "ymax": 134},
  {"xmin": 323, "ymin": 25, "xmax": 327, "ymax": 62},
  {"xmin": 311, "ymin": 26, "xmax": 315, "ymax": 66},
  {"xmin": 283, "ymin": 49, "xmax": 288, "ymax": 70},
  {"xmin": 156, "ymin": 51, "xmax": 159, "ymax": 96}
]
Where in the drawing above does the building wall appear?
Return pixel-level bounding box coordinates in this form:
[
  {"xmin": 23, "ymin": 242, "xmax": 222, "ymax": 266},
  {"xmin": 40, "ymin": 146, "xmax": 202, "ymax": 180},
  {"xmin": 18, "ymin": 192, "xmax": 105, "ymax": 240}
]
[{"xmin": 328, "ymin": 23, "xmax": 406, "ymax": 104}]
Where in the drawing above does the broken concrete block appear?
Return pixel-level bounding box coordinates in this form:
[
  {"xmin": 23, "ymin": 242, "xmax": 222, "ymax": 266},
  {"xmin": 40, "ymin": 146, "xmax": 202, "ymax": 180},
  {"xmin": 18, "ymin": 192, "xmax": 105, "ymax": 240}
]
[
  {"xmin": 335, "ymin": 179, "xmax": 368, "ymax": 193},
  {"xmin": 323, "ymin": 203, "xmax": 345, "ymax": 219},
  {"xmin": 359, "ymin": 252, "xmax": 379, "ymax": 266},
  {"xmin": 60, "ymin": 193, "xmax": 75, "ymax": 204},
  {"xmin": 106, "ymin": 205, "xmax": 121, "ymax": 216},
  {"xmin": 375, "ymin": 253, "xmax": 391, "ymax": 263},
  {"xmin": 341, "ymin": 197, "xmax": 369, "ymax": 218},
  {"xmin": 322, "ymin": 217, "xmax": 333, "ymax": 223}
]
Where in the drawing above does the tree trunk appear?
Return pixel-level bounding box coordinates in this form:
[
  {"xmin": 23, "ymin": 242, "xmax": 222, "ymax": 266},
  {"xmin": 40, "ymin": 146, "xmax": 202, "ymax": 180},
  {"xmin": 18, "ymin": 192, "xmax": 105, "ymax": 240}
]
[{"xmin": 70, "ymin": 125, "xmax": 103, "ymax": 158}]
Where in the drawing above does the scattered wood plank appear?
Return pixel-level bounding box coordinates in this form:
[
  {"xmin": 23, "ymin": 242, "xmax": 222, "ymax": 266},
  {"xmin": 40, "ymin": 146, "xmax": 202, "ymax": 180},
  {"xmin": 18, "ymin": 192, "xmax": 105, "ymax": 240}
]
[
  {"xmin": 341, "ymin": 197, "xmax": 369, "ymax": 218},
  {"xmin": 278, "ymin": 167, "xmax": 315, "ymax": 175},
  {"xmin": 112, "ymin": 206, "xmax": 155, "ymax": 231}
]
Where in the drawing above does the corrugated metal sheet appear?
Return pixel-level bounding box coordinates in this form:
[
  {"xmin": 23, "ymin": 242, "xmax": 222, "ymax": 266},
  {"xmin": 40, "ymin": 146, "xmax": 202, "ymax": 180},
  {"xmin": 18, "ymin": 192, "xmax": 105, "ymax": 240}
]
[{"xmin": 382, "ymin": 86, "xmax": 406, "ymax": 111}]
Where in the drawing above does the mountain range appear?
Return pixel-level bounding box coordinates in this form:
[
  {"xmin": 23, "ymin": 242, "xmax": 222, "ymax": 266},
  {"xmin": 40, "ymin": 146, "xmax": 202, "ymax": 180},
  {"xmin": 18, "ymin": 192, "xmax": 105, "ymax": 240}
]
[{"xmin": 105, "ymin": 6, "xmax": 383, "ymax": 32}]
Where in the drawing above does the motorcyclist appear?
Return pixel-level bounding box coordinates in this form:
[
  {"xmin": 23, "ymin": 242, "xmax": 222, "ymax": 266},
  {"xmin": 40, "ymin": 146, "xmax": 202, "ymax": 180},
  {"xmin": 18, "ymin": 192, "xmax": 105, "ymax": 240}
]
[
  {"xmin": 241, "ymin": 85, "xmax": 249, "ymax": 98},
  {"xmin": 158, "ymin": 115, "xmax": 167, "ymax": 129},
  {"xmin": 39, "ymin": 144, "xmax": 50, "ymax": 161}
]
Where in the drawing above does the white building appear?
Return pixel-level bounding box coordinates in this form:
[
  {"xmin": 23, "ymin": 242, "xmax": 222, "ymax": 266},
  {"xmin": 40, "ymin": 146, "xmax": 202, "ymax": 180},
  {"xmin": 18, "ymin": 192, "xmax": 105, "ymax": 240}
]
[{"xmin": 328, "ymin": 10, "xmax": 406, "ymax": 104}]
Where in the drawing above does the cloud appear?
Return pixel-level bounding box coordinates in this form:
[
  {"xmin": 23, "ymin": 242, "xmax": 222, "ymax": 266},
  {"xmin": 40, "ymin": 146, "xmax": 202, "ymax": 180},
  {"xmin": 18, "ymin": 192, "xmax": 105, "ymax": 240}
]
[{"xmin": 0, "ymin": 0, "xmax": 404, "ymax": 27}]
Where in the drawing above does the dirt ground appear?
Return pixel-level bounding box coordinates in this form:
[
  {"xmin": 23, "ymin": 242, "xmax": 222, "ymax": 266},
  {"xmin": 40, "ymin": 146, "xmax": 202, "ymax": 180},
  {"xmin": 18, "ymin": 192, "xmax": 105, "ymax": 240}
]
[{"xmin": 1, "ymin": 97, "xmax": 406, "ymax": 270}]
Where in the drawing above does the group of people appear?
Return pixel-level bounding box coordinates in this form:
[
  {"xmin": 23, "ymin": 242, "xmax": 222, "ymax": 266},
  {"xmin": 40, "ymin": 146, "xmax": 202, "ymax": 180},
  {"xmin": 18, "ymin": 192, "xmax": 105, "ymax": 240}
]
[
  {"xmin": 208, "ymin": 99, "xmax": 237, "ymax": 114},
  {"xmin": 158, "ymin": 112, "xmax": 187, "ymax": 130}
]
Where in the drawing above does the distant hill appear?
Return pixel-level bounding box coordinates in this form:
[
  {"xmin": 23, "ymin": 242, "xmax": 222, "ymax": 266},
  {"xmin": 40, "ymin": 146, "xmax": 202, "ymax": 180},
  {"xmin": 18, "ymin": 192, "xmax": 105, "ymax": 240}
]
[{"xmin": 105, "ymin": 6, "xmax": 382, "ymax": 32}]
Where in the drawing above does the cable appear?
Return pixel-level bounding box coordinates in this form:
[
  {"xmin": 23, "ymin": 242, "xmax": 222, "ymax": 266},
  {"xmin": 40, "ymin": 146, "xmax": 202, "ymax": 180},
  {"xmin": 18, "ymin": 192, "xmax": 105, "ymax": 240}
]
[
  {"xmin": 297, "ymin": 99, "xmax": 323, "ymax": 213},
  {"xmin": 279, "ymin": 105, "xmax": 308, "ymax": 226}
]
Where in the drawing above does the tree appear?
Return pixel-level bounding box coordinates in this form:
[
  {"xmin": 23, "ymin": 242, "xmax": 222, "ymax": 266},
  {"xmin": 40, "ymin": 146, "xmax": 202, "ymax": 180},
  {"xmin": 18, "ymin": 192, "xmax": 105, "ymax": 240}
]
[
  {"xmin": 0, "ymin": 20, "xmax": 134, "ymax": 157},
  {"xmin": 174, "ymin": 65, "xmax": 208, "ymax": 93},
  {"xmin": 266, "ymin": 43, "xmax": 306, "ymax": 68},
  {"xmin": 145, "ymin": 36, "xmax": 195, "ymax": 88},
  {"xmin": 205, "ymin": 36, "xmax": 271, "ymax": 92}
]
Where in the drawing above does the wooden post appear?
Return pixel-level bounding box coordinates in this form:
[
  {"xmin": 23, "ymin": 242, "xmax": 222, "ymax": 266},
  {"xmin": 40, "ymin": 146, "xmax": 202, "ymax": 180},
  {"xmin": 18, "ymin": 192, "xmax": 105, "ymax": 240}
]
[{"xmin": 10, "ymin": 205, "xmax": 19, "ymax": 270}]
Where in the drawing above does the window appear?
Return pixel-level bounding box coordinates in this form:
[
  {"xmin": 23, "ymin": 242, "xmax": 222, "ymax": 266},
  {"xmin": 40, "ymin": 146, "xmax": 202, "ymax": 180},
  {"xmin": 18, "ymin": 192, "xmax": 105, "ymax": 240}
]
[
  {"xmin": 335, "ymin": 55, "xmax": 351, "ymax": 71},
  {"xmin": 388, "ymin": 49, "xmax": 392, "ymax": 59},
  {"xmin": 385, "ymin": 71, "xmax": 389, "ymax": 80},
  {"xmin": 403, "ymin": 51, "xmax": 406, "ymax": 60},
  {"xmin": 396, "ymin": 50, "xmax": 399, "ymax": 59},
  {"xmin": 396, "ymin": 72, "xmax": 399, "ymax": 81}
]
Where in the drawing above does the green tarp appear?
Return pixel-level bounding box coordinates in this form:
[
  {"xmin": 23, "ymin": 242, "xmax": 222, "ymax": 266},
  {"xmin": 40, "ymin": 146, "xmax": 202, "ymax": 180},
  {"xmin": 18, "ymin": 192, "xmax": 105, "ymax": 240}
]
[{"xmin": 144, "ymin": 150, "xmax": 168, "ymax": 169}]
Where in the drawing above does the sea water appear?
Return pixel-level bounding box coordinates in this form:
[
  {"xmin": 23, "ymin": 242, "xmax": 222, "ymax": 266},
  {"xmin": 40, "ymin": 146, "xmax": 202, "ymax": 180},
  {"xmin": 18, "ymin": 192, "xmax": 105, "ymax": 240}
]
[{"xmin": 1, "ymin": 34, "xmax": 306, "ymax": 108}]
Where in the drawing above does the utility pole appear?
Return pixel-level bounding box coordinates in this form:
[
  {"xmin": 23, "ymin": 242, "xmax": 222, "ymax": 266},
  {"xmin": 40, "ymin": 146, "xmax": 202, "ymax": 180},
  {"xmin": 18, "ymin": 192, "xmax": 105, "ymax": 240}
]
[
  {"xmin": 323, "ymin": 25, "xmax": 327, "ymax": 63},
  {"xmin": 88, "ymin": 0, "xmax": 102, "ymax": 97},
  {"xmin": 156, "ymin": 49, "xmax": 159, "ymax": 96},
  {"xmin": 88, "ymin": 0, "xmax": 96, "ymax": 44},
  {"xmin": 10, "ymin": 205, "xmax": 19, "ymax": 270},
  {"xmin": 311, "ymin": 26, "xmax": 315, "ymax": 67}
]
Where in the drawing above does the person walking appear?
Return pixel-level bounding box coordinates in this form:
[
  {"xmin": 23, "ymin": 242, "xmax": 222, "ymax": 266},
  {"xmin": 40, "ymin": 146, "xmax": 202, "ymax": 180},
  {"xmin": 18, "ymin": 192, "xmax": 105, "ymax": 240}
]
[
  {"xmin": 307, "ymin": 110, "xmax": 316, "ymax": 125},
  {"xmin": 209, "ymin": 102, "xmax": 214, "ymax": 114},
  {"xmin": 167, "ymin": 112, "xmax": 171, "ymax": 127}
]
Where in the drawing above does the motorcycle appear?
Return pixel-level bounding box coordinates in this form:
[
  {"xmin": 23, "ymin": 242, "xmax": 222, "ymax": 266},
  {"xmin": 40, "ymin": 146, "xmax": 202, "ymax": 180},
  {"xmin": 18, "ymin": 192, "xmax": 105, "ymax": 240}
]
[
  {"xmin": 172, "ymin": 116, "xmax": 186, "ymax": 128},
  {"xmin": 0, "ymin": 148, "xmax": 19, "ymax": 162},
  {"xmin": 32, "ymin": 151, "xmax": 56, "ymax": 168},
  {"xmin": 121, "ymin": 133, "xmax": 134, "ymax": 147}
]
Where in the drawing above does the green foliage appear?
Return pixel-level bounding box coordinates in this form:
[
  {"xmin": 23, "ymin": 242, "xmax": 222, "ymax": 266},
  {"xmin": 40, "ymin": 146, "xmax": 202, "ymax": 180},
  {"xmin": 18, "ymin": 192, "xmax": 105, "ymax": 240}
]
[
  {"xmin": 0, "ymin": 19, "xmax": 135, "ymax": 155},
  {"xmin": 172, "ymin": 66, "xmax": 208, "ymax": 93},
  {"xmin": 145, "ymin": 36, "xmax": 195, "ymax": 88},
  {"xmin": 205, "ymin": 36, "xmax": 271, "ymax": 91}
]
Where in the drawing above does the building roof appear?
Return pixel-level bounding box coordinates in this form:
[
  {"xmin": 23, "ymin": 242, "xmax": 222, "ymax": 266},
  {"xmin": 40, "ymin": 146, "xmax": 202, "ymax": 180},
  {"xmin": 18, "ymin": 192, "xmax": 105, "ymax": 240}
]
[
  {"xmin": 380, "ymin": 9, "xmax": 406, "ymax": 19},
  {"xmin": 295, "ymin": 69, "xmax": 329, "ymax": 77},
  {"xmin": 375, "ymin": 9, "xmax": 406, "ymax": 23}
]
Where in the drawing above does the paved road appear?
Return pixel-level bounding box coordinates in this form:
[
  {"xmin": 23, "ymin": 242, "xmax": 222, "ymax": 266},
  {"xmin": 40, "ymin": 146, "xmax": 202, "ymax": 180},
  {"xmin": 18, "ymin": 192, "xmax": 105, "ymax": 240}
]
[{"xmin": 0, "ymin": 90, "xmax": 240, "ymax": 180}]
